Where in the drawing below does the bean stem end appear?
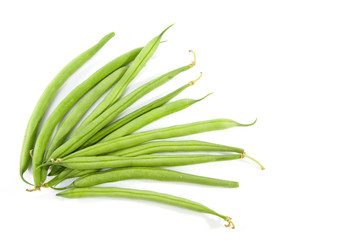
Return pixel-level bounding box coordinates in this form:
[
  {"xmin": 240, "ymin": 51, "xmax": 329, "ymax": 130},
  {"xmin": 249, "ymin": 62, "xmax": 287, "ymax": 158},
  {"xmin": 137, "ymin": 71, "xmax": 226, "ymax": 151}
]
[
  {"xmin": 26, "ymin": 186, "xmax": 41, "ymax": 192},
  {"xmin": 189, "ymin": 72, "xmax": 202, "ymax": 86},
  {"xmin": 245, "ymin": 154, "xmax": 265, "ymax": 170},
  {"xmin": 189, "ymin": 50, "xmax": 196, "ymax": 68},
  {"xmin": 224, "ymin": 216, "xmax": 235, "ymax": 229}
]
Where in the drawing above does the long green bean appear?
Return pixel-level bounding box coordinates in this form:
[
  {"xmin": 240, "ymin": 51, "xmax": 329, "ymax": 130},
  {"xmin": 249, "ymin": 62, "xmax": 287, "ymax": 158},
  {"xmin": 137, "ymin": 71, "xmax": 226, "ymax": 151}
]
[
  {"xmin": 57, "ymin": 187, "xmax": 235, "ymax": 228},
  {"xmin": 110, "ymin": 140, "xmax": 243, "ymax": 156},
  {"xmin": 108, "ymin": 140, "xmax": 264, "ymax": 169},
  {"xmin": 61, "ymin": 167, "xmax": 238, "ymax": 189},
  {"xmin": 42, "ymin": 154, "xmax": 242, "ymax": 170}
]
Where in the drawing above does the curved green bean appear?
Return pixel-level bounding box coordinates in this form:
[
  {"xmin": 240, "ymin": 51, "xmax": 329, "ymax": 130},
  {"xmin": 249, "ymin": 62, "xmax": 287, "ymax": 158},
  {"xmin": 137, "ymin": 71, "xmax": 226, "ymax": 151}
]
[
  {"xmin": 41, "ymin": 154, "xmax": 242, "ymax": 170},
  {"xmin": 56, "ymin": 187, "xmax": 235, "ymax": 228},
  {"xmin": 100, "ymin": 95, "xmax": 210, "ymax": 143},
  {"xmin": 48, "ymin": 63, "xmax": 196, "ymax": 162},
  {"xmin": 60, "ymin": 167, "xmax": 238, "ymax": 189},
  {"xmin": 70, "ymin": 25, "xmax": 173, "ymax": 139},
  {"xmin": 31, "ymin": 47, "xmax": 142, "ymax": 188},
  {"xmin": 62, "ymin": 118, "xmax": 256, "ymax": 159},
  {"xmin": 82, "ymin": 77, "xmax": 198, "ymax": 148},
  {"xmin": 45, "ymin": 66, "xmax": 129, "ymax": 159},
  {"xmin": 19, "ymin": 32, "xmax": 114, "ymax": 185}
]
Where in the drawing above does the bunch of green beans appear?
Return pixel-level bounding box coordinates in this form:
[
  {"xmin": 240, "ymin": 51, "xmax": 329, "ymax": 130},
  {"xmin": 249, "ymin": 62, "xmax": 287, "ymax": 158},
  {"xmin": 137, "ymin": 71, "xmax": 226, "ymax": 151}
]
[{"xmin": 21, "ymin": 25, "xmax": 263, "ymax": 229}]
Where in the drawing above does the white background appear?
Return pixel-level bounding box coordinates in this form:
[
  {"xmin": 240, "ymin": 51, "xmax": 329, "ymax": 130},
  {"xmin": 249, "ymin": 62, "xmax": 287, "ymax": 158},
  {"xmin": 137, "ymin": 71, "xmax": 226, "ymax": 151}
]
[{"xmin": 0, "ymin": 0, "xmax": 359, "ymax": 239}]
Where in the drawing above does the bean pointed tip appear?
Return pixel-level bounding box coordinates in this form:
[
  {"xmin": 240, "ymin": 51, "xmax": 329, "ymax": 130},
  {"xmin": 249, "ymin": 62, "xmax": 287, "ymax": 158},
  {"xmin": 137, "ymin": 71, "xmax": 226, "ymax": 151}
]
[
  {"xmin": 20, "ymin": 174, "xmax": 34, "ymax": 186},
  {"xmin": 160, "ymin": 24, "xmax": 175, "ymax": 36},
  {"xmin": 252, "ymin": 118, "xmax": 258, "ymax": 125},
  {"xmin": 237, "ymin": 118, "xmax": 257, "ymax": 127},
  {"xmin": 196, "ymin": 92, "xmax": 213, "ymax": 102},
  {"xmin": 102, "ymin": 32, "xmax": 115, "ymax": 41}
]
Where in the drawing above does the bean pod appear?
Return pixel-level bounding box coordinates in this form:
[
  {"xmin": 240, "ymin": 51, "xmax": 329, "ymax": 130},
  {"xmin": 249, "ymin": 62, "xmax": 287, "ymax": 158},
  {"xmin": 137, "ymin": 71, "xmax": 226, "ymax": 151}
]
[
  {"xmin": 42, "ymin": 154, "xmax": 243, "ymax": 170},
  {"xmin": 110, "ymin": 140, "xmax": 243, "ymax": 156},
  {"xmin": 59, "ymin": 167, "xmax": 238, "ymax": 189},
  {"xmin": 57, "ymin": 187, "xmax": 235, "ymax": 228},
  {"xmin": 109, "ymin": 140, "xmax": 264, "ymax": 169}
]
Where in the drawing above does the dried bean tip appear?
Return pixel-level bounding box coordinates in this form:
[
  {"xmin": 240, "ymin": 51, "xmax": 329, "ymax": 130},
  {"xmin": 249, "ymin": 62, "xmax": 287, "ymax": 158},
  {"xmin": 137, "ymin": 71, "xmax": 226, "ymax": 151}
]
[
  {"xmin": 29, "ymin": 149, "xmax": 33, "ymax": 158},
  {"xmin": 26, "ymin": 186, "xmax": 41, "ymax": 192},
  {"xmin": 224, "ymin": 217, "xmax": 235, "ymax": 229}
]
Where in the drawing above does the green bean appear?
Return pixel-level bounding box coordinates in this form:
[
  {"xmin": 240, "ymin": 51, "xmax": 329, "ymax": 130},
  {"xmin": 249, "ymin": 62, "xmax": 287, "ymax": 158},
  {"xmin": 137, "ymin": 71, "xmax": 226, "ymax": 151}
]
[
  {"xmin": 60, "ymin": 167, "xmax": 238, "ymax": 189},
  {"xmin": 62, "ymin": 119, "xmax": 256, "ymax": 159},
  {"xmin": 48, "ymin": 63, "xmax": 196, "ymax": 162},
  {"xmin": 19, "ymin": 32, "xmax": 114, "ymax": 185},
  {"xmin": 41, "ymin": 154, "xmax": 242, "ymax": 170},
  {"xmin": 31, "ymin": 47, "xmax": 142, "ymax": 189},
  {"xmin": 45, "ymin": 66, "xmax": 129, "ymax": 160},
  {"xmin": 44, "ymin": 168, "xmax": 97, "ymax": 188},
  {"xmin": 99, "ymin": 95, "xmax": 210, "ymax": 143},
  {"xmin": 70, "ymin": 25, "xmax": 173, "ymax": 139},
  {"xmin": 56, "ymin": 187, "xmax": 235, "ymax": 228},
  {"xmin": 82, "ymin": 76, "xmax": 198, "ymax": 148},
  {"xmin": 109, "ymin": 140, "xmax": 264, "ymax": 170},
  {"xmin": 110, "ymin": 140, "xmax": 243, "ymax": 156}
]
